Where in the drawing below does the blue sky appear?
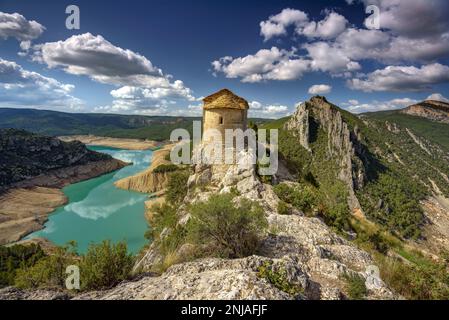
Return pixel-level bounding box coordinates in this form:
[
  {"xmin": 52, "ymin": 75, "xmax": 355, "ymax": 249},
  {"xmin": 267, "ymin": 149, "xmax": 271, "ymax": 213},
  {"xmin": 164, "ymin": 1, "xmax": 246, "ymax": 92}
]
[{"xmin": 0, "ymin": 0, "xmax": 448, "ymax": 118}]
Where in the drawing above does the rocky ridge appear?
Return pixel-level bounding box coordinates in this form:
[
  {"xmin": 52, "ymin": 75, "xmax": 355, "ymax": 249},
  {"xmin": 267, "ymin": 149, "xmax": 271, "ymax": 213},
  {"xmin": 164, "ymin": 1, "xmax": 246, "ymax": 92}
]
[
  {"xmin": 108, "ymin": 145, "xmax": 396, "ymax": 300},
  {"xmin": 401, "ymin": 100, "xmax": 449, "ymax": 124},
  {"xmin": 285, "ymin": 96, "xmax": 366, "ymax": 213},
  {"xmin": 0, "ymin": 129, "xmax": 127, "ymax": 245},
  {"xmin": 114, "ymin": 144, "xmax": 175, "ymax": 193}
]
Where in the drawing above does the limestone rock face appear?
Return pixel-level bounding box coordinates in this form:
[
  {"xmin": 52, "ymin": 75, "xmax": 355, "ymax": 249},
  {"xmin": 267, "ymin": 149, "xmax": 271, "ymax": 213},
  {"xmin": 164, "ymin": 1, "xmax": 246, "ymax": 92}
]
[
  {"xmin": 0, "ymin": 287, "xmax": 71, "ymax": 300},
  {"xmin": 130, "ymin": 144, "xmax": 396, "ymax": 300},
  {"xmin": 401, "ymin": 100, "xmax": 449, "ymax": 124},
  {"xmin": 77, "ymin": 257, "xmax": 294, "ymax": 300},
  {"xmin": 0, "ymin": 128, "xmax": 117, "ymax": 191},
  {"xmin": 115, "ymin": 144, "xmax": 175, "ymax": 193},
  {"xmin": 284, "ymin": 96, "xmax": 367, "ymax": 213}
]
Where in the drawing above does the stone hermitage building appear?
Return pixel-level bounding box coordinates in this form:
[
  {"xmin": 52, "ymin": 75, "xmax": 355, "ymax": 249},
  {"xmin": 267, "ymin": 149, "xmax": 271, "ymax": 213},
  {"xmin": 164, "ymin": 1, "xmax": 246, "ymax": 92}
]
[{"xmin": 202, "ymin": 89, "xmax": 249, "ymax": 144}]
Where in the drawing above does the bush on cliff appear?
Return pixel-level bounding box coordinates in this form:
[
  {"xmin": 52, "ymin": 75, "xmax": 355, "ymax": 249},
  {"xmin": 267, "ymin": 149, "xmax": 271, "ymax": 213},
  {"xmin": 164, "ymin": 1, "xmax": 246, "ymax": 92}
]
[
  {"xmin": 0, "ymin": 244, "xmax": 45, "ymax": 288},
  {"xmin": 14, "ymin": 242, "xmax": 77, "ymax": 289},
  {"xmin": 186, "ymin": 193, "xmax": 267, "ymax": 259},
  {"xmin": 165, "ymin": 170, "xmax": 190, "ymax": 205},
  {"xmin": 14, "ymin": 241, "xmax": 134, "ymax": 291},
  {"xmin": 79, "ymin": 240, "xmax": 134, "ymax": 290},
  {"xmin": 152, "ymin": 163, "xmax": 180, "ymax": 173}
]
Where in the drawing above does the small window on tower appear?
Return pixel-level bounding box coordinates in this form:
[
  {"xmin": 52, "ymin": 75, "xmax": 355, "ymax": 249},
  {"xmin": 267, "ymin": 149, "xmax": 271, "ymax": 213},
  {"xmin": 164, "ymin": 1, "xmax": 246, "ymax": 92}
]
[{"xmin": 219, "ymin": 116, "xmax": 223, "ymax": 124}]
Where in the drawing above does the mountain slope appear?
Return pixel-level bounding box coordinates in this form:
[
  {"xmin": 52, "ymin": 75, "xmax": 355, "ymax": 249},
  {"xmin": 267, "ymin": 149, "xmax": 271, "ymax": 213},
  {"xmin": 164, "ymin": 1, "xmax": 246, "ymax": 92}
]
[
  {"xmin": 0, "ymin": 129, "xmax": 119, "ymax": 190},
  {"xmin": 0, "ymin": 108, "xmax": 198, "ymax": 140},
  {"xmin": 0, "ymin": 108, "xmax": 270, "ymax": 141},
  {"xmin": 363, "ymin": 109, "xmax": 449, "ymax": 150},
  {"xmin": 275, "ymin": 96, "xmax": 448, "ymax": 239},
  {"xmin": 401, "ymin": 100, "xmax": 449, "ymax": 124}
]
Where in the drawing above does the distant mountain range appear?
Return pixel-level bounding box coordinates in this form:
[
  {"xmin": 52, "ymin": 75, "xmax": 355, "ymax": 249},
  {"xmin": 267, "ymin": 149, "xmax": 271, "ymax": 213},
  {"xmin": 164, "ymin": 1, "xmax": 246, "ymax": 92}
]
[
  {"xmin": 0, "ymin": 108, "xmax": 269, "ymax": 141},
  {"xmin": 0, "ymin": 108, "xmax": 200, "ymax": 141},
  {"xmin": 362, "ymin": 100, "xmax": 449, "ymax": 150},
  {"xmin": 400, "ymin": 100, "xmax": 449, "ymax": 124}
]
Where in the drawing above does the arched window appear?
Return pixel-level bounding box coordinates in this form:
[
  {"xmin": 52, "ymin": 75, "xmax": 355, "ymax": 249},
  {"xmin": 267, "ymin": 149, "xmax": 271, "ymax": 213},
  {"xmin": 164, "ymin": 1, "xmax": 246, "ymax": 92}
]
[{"xmin": 219, "ymin": 116, "xmax": 223, "ymax": 124}]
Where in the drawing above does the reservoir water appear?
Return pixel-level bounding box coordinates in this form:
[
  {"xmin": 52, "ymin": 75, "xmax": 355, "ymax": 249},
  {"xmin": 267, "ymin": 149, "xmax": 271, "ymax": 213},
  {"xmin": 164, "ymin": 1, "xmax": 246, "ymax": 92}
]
[{"xmin": 27, "ymin": 146, "xmax": 152, "ymax": 254}]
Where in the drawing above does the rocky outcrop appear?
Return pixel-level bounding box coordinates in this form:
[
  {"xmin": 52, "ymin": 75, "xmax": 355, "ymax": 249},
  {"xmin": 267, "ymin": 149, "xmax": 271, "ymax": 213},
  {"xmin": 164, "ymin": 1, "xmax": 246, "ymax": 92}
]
[
  {"xmin": 131, "ymin": 145, "xmax": 396, "ymax": 300},
  {"xmin": 284, "ymin": 96, "xmax": 366, "ymax": 213},
  {"xmin": 0, "ymin": 129, "xmax": 128, "ymax": 245},
  {"xmin": 115, "ymin": 144, "xmax": 174, "ymax": 193},
  {"xmin": 0, "ymin": 159, "xmax": 127, "ymax": 245},
  {"xmin": 401, "ymin": 100, "xmax": 449, "ymax": 124},
  {"xmin": 0, "ymin": 129, "xmax": 120, "ymax": 191}
]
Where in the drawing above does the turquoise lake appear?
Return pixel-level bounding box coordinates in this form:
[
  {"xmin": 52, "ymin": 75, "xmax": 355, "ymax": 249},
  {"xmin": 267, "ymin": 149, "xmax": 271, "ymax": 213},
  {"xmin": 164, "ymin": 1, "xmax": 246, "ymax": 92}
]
[{"xmin": 27, "ymin": 146, "xmax": 152, "ymax": 254}]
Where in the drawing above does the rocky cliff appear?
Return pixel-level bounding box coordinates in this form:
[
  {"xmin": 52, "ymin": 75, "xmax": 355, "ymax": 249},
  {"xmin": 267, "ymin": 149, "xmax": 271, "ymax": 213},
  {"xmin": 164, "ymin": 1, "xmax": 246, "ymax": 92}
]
[
  {"xmin": 129, "ymin": 145, "xmax": 396, "ymax": 300},
  {"xmin": 0, "ymin": 129, "xmax": 122, "ymax": 191},
  {"xmin": 0, "ymin": 129, "xmax": 127, "ymax": 245},
  {"xmin": 401, "ymin": 100, "xmax": 449, "ymax": 124},
  {"xmin": 285, "ymin": 96, "xmax": 366, "ymax": 213},
  {"xmin": 114, "ymin": 144, "xmax": 174, "ymax": 193}
]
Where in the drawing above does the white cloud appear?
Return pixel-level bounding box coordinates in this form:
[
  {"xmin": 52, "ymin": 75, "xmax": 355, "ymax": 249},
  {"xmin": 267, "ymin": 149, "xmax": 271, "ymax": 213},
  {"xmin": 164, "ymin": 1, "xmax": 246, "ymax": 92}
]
[
  {"xmin": 214, "ymin": 2, "xmax": 449, "ymax": 85},
  {"xmin": 0, "ymin": 58, "xmax": 83, "ymax": 110},
  {"xmin": 260, "ymin": 8, "xmax": 308, "ymax": 41},
  {"xmin": 363, "ymin": 0, "xmax": 449, "ymax": 39},
  {"xmin": 348, "ymin": 63, "xmax": 449, "ymax": 92},
  {"xmin": 427, "ymin": 93, "xmax": 449, "ymax": 103},
  {"xmin": 300, "ymin": 12, "xmax": 348, "ymax": 39},
  {"xmin": 107, "ymin": 81, "xmax": 194, "ymax": 112},
  {"xmin": 211, "ymin": 47, "xmax": 310, "ymax": 82},
  {"xmin": 249, "ymin": 101, "xmax": 262, "ymax": 109},
  {"xmin": 308, "ymin": 84, "xmax": 332, "ymax": 95},
  {"xmin": 33, "ymin": 33, "xmax": 195, "ymax": 113},
  {"xmin": 345, "ymin": 97, "xmax": 418, "ymax": 113},
  {"xmin": 33, "ymin": 33, "xmax": 163, "ymax": 86},
  {"xmin": 0, "ymin": 12, "xmax": 44, "ymax": 43},
  {"xmin": 248, "ymin": 101, "xmax": 290, "ymax": 118}
]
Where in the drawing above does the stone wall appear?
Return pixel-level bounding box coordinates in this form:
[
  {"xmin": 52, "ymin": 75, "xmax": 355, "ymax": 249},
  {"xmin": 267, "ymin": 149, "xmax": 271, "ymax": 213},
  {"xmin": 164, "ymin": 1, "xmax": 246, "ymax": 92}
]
[{"xmin": 203, "ymin": 108, "xmax": 247, "ymax": 144}]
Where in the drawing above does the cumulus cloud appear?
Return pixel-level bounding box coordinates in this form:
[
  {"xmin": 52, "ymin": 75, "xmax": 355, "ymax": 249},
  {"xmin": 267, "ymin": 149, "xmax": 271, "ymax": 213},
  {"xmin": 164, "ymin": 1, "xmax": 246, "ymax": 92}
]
[
  {"xmin": 248, "ymin": 100, "xmax": 290, "ymax": 118},
  {"xmin": 33, "ymin": 33, "xmax": 195, "ymax": 113},
  {"xmin": 304, "ymin": 41, "xmax": 361, "ymax": 74},
  {"xmin": 107, "ymin": 81, "xmax": 194, "ymax": 113},
  {"xmin": 348, "ymin": 63, "xmax": 449, "ymax": 92},
  {"xmin": 211, "ymin": 47, "xmax": 310, "ymax": 82},
  {"xmin": 260, "ymin": 8, "xmax": 308, "ymax": 41},
  {"xmin": 33, "ymin": 33, "xmax": 163, "ymax": 86},
  {"xmin": 362, "ymin": 0, "xmax": 449, "ymax": 39},
  {"xmin": 0, "ymin": 58, "xmax": 83, "ymax": 110},
  {"xmin": 214, "ymin": 2, "xmax": 449, "ymax": 86},
  {"xmin": 300, "ymin": 12, "xmax": 348, "ymax": 39},
  {"xmin": 0, "ymin": 12, "xmax": 44, "ymax": 42},
  {"xmin": 427, "ymin": 93, "xmax": 449, "ymax": 103},
  {"xmin": 344, "ymin": 97, "xmax": 418, "ymax": 113},
  {"xmin": 308, "ymin": 84, "xmax": 332, "ymax": 95}
]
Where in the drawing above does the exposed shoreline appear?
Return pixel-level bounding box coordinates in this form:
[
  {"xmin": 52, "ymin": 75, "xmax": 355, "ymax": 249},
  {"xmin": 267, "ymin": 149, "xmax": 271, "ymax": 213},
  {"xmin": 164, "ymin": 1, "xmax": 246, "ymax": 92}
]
[
  {"xmin": 0, "ymin": 158, "xmax": 128, "ymax": 246},
  {"xmin": 58, "ymin": 135, "xmax": 161, "ymax": 150},
  {"xmin": 114, "ymin": 143, "xmax": 174, "ymax": 194}
]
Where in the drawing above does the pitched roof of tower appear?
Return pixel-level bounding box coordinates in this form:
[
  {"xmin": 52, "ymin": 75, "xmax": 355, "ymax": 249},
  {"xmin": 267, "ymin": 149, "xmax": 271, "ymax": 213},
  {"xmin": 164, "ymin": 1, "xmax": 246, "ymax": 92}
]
[{"xmin": 203, "ymin": 89, "xmax": 249, "ymax": 110}]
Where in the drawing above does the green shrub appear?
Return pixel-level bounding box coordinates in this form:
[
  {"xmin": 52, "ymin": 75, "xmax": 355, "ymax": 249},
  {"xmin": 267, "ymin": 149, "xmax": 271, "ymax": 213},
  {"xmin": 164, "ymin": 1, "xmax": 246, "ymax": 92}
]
[
  {"xmin": 277, "ymin": 201, "xmax": 291, "ymax": 215},
  {"xmin": 273, "ymin": 183, "xmax": 317, "ymax": 213},
  {"xmin": 257, "ymin": 261, "xmax": 303, "ymax": 296},
  {"xmin": 79, "ymin": 240, "xmax": 134, "ymax": 290},
  {"xmin": 343, "ymin": 273, "xmax": 367, "ymax": 300},
  {"xmin": 152, "ymin": 163, "xmax": 180, "ymax": 173},
  {"xmin": 14, "ymin": 243, "xmax": 77, "ymax": 289},
  {"xmin": 166, "ymin": 170, "xmax": 190, "ymax": 205},
  {"xmin": 0, "ymin": 244, "xmax": 45, "ymax": 288},
  {"xmin": 186, "ymin": 193, "xmax": 267, "ymax": 259},
  {"xmin": 379, "ymin": 252, "xmax": 449, "ymax": 300},
  {"xmin": 359, "ymin": 172, "xmax": 425, "ymax": 239}
]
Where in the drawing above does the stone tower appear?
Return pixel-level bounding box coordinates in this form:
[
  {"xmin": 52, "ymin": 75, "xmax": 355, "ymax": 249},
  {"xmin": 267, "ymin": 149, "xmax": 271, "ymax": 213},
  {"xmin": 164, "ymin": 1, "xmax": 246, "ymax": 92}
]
[{"xmin": 202, "ymin": 89, "xmax": 249, "ymax": 143}]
